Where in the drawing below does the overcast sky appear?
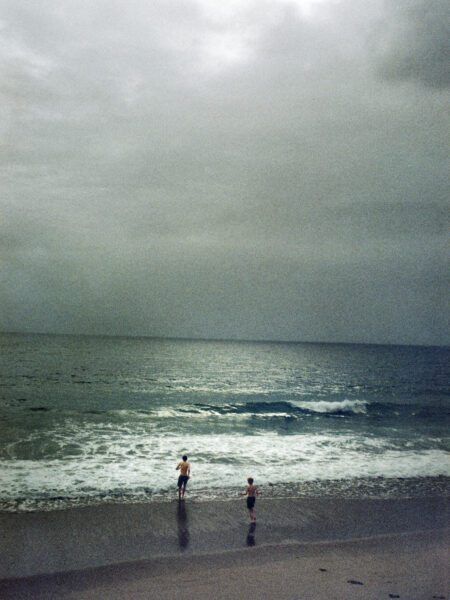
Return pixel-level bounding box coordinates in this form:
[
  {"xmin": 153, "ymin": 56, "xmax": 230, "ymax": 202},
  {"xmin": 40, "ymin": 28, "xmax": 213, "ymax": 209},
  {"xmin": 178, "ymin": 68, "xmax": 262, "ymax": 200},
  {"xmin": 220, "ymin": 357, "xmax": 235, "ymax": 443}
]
[{"xmin": 1, "ymin": 0, "xmax": 448, "ymax": 345}]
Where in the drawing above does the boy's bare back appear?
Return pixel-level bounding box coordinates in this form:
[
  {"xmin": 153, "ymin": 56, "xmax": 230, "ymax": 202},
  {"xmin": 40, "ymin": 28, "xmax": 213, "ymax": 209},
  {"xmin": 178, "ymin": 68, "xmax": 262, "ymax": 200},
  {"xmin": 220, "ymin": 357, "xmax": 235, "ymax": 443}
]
[
  {"xmin": 176, "ymin": 460, "xmax": 190, "ymax": 476},
  {"xmin": 245, "ymin": 484, "xmax": 258, "ymax": 497}
]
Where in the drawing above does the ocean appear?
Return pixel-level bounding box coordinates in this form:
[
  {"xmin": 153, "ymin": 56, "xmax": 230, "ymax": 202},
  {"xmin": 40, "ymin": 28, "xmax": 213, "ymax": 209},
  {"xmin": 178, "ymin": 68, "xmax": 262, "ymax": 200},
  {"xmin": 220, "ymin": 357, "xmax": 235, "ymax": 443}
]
[{"xmin": 1, "ymin": 333, "xmax": 449, "ymax": 511}]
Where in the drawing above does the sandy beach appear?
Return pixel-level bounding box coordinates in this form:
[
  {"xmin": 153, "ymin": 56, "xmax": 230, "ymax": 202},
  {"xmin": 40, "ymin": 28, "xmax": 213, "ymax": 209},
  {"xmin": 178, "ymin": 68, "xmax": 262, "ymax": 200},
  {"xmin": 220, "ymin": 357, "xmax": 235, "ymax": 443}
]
[{"xmin": 0, "ymin": 496, "xmax": 448, "ymax": 599}]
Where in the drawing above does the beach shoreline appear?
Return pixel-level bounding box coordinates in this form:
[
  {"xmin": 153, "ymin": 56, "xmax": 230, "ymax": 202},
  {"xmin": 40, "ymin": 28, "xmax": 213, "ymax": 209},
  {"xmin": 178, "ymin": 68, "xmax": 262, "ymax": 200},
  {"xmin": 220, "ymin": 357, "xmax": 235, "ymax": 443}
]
[
  {"xmin": 1, "ymin": 494, "xmax": 448, "ymax": 599},
  {"xmin": 1, "ymin": 529, "xmax": 448, "ymax": 600}
]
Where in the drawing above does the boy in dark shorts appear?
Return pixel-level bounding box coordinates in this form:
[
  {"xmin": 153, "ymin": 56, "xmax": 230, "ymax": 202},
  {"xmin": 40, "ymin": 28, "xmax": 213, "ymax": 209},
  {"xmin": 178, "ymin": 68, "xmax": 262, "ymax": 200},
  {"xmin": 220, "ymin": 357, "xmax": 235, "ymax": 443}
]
[
  {"xmin": 241, "ymin": 477, "xmax": 262, "ymax": 522},
  {"xmin": 176, "ymin": 455, "xmax": 190, "ymax": 499}
]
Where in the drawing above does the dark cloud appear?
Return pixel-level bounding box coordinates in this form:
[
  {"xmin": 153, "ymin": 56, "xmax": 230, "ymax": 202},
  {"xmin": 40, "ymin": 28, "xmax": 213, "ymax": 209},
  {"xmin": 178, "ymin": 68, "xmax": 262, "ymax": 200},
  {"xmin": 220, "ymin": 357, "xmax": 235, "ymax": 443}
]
[
  {"xmin": 375, "ymin": 0, "xmax": 450, "ymax": 88},
  {"xmin": 1, "ymin": 0, "xmax": 448, "ymax": 345}
]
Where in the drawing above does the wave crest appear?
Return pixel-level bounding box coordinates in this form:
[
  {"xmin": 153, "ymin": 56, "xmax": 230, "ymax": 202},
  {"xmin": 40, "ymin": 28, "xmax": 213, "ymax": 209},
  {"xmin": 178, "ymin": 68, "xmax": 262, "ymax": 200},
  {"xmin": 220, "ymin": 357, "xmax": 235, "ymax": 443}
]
[{"xmin": 291, "ymin": 399, "xmax": 368, "ymax": 415}]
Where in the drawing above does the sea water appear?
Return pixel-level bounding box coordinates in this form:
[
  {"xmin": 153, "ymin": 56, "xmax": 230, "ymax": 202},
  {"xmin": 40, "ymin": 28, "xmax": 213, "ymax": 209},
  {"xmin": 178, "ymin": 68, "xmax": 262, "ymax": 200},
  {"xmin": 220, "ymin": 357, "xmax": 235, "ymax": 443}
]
[{"xmin": 0, "ymin": 333, "xmax": 448, "ymax": 511}]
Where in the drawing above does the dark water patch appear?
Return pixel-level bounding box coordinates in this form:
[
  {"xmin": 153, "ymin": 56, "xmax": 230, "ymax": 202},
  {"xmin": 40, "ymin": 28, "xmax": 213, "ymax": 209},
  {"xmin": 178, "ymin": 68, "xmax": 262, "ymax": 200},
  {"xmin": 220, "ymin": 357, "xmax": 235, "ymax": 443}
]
[{"xmin": 29, "ymin": 407, "xmax": 49, "ymax": 412}]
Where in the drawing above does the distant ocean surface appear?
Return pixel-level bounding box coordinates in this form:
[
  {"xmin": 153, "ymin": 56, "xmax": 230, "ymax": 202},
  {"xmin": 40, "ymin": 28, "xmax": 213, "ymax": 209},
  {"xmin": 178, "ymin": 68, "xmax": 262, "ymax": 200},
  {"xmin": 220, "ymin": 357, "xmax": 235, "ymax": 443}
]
[{"xmin": 1, "ymin": 333, "xmax": 449, "ymax": 511}]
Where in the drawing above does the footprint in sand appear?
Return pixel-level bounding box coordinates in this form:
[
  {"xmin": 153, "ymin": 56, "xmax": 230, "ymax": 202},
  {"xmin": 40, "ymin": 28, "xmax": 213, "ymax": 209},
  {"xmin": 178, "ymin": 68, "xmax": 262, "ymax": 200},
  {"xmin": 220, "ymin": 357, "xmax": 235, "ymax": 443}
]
[
  {"xmin": 347, "ymin": 580, "xmax": 364, "ymax": 585},
  {"xmin": 388, "ymin": 595, "xmax": 400, "ymax": 598}
]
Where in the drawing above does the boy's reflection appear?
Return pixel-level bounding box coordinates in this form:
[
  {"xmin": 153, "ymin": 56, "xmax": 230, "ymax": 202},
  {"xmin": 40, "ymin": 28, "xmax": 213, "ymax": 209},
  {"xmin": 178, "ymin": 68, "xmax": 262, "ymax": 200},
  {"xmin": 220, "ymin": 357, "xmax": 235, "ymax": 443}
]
[
  {"xmin": 176, "ymin": 501, "xmax": 190, "ymax": 550},
  {"xmin": 246, "ymin": 522, "xmax": 256, "ymax": 546}
]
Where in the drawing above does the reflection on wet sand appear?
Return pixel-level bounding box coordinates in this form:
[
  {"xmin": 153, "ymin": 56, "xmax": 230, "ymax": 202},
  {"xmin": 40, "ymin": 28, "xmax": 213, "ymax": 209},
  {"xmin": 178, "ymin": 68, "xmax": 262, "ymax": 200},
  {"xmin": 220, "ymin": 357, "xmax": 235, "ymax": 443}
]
[
  {"xmin": 246, "ymin": 522, "xmax": 256, "ymax": 546},
  {"xmin": 176, "ymin": 501, "xmax": 190, "ymax": 550}
]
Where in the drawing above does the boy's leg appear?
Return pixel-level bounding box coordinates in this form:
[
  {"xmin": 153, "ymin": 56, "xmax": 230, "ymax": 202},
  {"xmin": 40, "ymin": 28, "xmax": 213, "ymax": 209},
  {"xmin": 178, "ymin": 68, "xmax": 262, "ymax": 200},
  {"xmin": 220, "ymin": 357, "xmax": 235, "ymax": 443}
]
[{"xmin": 249, "ymin": 508, "xmax": 255, "ymax": 521}]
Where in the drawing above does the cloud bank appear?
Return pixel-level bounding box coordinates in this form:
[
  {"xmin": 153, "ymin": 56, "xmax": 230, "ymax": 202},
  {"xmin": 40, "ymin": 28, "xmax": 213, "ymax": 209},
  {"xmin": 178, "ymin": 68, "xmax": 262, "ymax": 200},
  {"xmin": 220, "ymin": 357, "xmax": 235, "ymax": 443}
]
[{"xmin": 1, "ymin": 0, "xmax": 448, "ymax": 344}]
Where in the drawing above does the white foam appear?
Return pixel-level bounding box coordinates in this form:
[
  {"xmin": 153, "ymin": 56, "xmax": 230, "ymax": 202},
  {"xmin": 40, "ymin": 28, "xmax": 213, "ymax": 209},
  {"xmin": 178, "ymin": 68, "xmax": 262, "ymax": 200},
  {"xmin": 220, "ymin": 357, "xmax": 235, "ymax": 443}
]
[
  {"xmin": 290, "ymin": 399, "xmax": 368, "ymax": 414},
  {"xmin": 1, "ymin": 425, "xmax": 449, "ymax": 506},
  {"xmin": 148, "ymin": 406, "xmax": 292, "ymax": 420}
]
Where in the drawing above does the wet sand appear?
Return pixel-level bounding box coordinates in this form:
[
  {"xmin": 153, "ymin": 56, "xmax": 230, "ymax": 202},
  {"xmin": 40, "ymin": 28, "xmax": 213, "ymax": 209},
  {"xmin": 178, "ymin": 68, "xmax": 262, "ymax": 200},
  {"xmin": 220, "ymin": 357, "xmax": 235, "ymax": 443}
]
[{"xmin": 0, "ymin": 496, "xmax": 448, "ymax": 599}]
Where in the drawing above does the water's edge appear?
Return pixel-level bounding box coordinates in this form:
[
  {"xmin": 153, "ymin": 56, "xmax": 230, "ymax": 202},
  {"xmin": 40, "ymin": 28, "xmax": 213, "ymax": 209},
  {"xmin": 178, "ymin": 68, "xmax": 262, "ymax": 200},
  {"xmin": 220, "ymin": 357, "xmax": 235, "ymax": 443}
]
[{"xmin": 1, "ymin": 475, "xmax": 449, "ymax": 513}]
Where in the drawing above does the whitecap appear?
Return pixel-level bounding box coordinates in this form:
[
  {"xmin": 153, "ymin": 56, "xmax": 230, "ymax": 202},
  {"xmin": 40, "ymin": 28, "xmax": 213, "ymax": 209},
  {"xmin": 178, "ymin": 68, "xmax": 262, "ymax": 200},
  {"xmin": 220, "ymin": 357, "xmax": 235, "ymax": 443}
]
[{"xmin": 290, "ymin": 399, "xmax": 368, "ymax": 414}]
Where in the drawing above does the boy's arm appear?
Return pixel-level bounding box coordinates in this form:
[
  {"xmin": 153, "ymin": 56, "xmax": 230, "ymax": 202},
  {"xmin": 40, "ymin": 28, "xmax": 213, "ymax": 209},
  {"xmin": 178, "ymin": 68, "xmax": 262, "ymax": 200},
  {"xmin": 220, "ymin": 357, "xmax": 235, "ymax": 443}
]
[
  {"xmin": 187, "ymin": 464, "xmax": 191, "ymax": 476},
  {"xmin": 176, "ymin": 463, "xmax": 180, "ymax": 470}
]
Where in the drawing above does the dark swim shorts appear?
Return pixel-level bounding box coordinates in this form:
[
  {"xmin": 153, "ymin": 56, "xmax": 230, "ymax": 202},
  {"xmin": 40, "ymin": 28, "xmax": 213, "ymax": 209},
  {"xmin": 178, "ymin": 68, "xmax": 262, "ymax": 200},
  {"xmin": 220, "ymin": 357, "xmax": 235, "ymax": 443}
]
[
  {"xmin": 177, "ymin": 475, "xmax": 189, "ymax": 488},
  {"xmin": 246, "ymin": 496, "xmax": 256, "ymax": 509}
]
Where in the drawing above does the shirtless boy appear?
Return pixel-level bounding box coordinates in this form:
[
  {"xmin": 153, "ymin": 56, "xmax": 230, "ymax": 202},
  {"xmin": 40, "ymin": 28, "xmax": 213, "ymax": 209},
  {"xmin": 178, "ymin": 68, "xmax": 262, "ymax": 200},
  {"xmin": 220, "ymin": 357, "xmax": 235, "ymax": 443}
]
[
  {"xmin": 176, "ymin": 455, "xmax": 190, "ymax": 499},
  {"xmin": 241, "ymin": 477, "xmax": 262, "ymax": 522}
]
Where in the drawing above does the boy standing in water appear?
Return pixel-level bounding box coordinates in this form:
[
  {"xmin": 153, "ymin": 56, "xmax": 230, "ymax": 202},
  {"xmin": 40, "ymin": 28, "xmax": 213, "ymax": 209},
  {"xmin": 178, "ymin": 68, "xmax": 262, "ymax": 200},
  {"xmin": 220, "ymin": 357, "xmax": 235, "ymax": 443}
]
[
  {"xmin": 242, "ymin": 477, "xmax": 262, "ymax": 522},
  {"xmin": 176, "ymin": 455, "xmax": 190, "ymax": 500}
]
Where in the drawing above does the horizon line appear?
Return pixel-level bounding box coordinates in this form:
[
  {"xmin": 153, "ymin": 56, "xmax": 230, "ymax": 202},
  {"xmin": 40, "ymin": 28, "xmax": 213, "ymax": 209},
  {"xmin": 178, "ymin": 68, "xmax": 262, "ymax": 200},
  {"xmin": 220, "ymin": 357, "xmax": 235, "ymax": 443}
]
[{"xmin": 0, "ymin": 330, "xmax": 447, "ymax": 350}]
